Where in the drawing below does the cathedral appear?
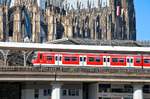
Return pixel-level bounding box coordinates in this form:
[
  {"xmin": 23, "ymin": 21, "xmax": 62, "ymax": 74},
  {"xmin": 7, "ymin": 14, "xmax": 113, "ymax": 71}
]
[{"xmin": 0, "ymin": 0, "xmax": 136, "ymax": 43}]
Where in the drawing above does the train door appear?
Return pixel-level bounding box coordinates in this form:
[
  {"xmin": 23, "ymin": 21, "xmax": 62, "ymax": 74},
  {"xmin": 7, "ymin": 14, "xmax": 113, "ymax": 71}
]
[
  {"xmin": 79, "ymin": 55, "xmax": 87, "ymax": 66},
  {"xmin": 58, "ymin": 54, "xmax": 62, "ymax": 65},
  {"xmin": 55, "ymin": 54, "xmax": 62, "ymax": 66},
  {"xmin": 126, "ymin": 56, "xmax": 134, "ymax": 67},
  {"xmin": 103, "ymin": 56, "xmax": 110, "ymax": 67}
]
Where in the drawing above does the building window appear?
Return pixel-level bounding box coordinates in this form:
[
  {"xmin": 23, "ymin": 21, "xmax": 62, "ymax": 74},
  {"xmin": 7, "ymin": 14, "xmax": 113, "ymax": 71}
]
[
  {"xmin": 34, "ymin": 89, "xmax": 39, "ymax": 99},
  {"xmin": 43, "ymin": 89, "xmax": 47, "ymax": 96},
  {"xmin": 68, "ymin": 89, "xmax": 79, "ymax": 96},
  {"xmin": 43, "ymin": 89, "xmax": 51, "ymax": 96},
  {"xmin": 124, "ymin": 85, "xmax": 133, "ymax": 93},
  {"xmin": 143, "ymin": 85, "xmax": 150, "ymax": 93},
  {"xmin": 99, "ymin": 98, "xmax": 111, "ymax": 99},
  {"xmin": 111, "ymin": 88, "xmax": 123, "ymax": 93},
  {"xmin": 62, "ymin": 89, "xmax": 80, "ymax": 96},
  {"xmin": 99, "ymin": 84, "xmax": 111, "ymax": 92},
  {"xmin": 62, "ymin": 89, "xmax": 67, "ymax": 96},
  {"xmin": 124, "ymin": 98, "xmax": 133, "ymax": 99}
]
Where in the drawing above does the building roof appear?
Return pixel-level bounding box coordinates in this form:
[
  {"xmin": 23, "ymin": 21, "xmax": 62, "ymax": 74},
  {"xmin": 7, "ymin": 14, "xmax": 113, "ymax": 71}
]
[{"xmin": 48, "ymin": 38, "xmax": 150, "ymax": 47}]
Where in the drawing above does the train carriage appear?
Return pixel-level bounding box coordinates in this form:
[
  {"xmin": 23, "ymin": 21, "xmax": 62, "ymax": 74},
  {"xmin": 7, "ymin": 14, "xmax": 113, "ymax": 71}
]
[{"xmin": 32, "ymin": 51, "xmax": 150, "ymax": 68}]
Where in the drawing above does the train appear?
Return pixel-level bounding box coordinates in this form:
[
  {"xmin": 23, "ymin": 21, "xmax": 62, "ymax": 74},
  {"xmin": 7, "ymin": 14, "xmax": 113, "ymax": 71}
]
[{"xmin": 32, "ymin": 51, "xmax": 150, "ymax": 68}]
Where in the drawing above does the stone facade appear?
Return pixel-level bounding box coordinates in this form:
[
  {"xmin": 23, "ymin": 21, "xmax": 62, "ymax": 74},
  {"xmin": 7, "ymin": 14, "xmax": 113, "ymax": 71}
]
[{"xmin": 0, "ymin": 0, "xmax": 136, "ymax": 42}]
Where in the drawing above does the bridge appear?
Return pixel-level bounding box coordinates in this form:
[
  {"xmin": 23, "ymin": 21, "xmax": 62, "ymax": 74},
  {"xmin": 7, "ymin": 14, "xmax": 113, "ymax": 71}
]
[
  {"xmin": 0, "ymin": 66, "xmax": 150, "ymax": 82},
  {"xmin": 0, "ymin": 41, "xmax": 149, "ymax": 81},
  {"xmin": 0, "ymin": 41, "xmax": 149, "ymax": 99}
]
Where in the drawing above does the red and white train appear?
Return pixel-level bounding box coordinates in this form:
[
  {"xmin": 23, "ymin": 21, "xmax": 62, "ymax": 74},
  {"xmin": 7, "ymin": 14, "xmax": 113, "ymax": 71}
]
[{"xmin": 32, "ymin": 51, "xmax": 150, "ymax": 68}]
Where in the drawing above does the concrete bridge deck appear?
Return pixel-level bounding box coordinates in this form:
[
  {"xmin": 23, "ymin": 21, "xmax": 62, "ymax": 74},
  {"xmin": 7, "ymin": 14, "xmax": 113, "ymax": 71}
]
[{"xmin": 0, "ymin": 66, "xmax": 150, "ymax": 83}]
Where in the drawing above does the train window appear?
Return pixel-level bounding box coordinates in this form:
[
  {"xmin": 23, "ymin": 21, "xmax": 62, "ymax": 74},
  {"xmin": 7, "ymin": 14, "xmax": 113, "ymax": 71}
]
[
  {"xmin": 107, "ymin": 58, "xmax": 110, "ymax": 62},
  {"xmin": 65, "ymin": 57, "xmax": 70, "ymax": 61},
  {"xmin": 84, "ymin": 57, "xmax": 86, "ymax": 61},
  {"xmin": 119, "ymin": 58, "xmax": 124, "ymax": 63},
  {"xmin": 144, "ymin": 59, "xmax": 150, "ymax": 64},
  {"xmin": 127, "ymin": 59, "xmax": 130, "ymax": 63},
  {"xmin": 89, "ymin": 57, "xmax": 95, "ymax": 62},
  {"xmin": 112, "ymin": 58, "xmax": 118, "ymax": 62},
  {"xmin": 96, "ymin": 57, "xmax": 101, "ymax": 62},
  {"xmin": 104, "ymin": 58, "xmax": 106, "ymax": 62},
  {"xmin": 47, "ymin": 56, "xmax": 53, "ymax": 61},
  {"xmin": 60, "ymin": 56, "xmax": 62, "ymax": 61},
  {"xmin": 55, "ymin": 56, "xmax": 61, "ymax": 61},
  {"xmin": 40, "ymin": 54, "xmax": 42, "ymax": 60},
  {"xmin": 80, "ymin": 57, "xmax": 82, "ymax": 61},
  {"xmin": 33, "ymin": 55, "xmax": 37, "ymax": 60},
  {"xmin": 136, "ymin": 58, "xmax": 141, "ymax": 63},
  {"xmin": 72, "ymin": 57, "xmax": 77, "ymax": 61},
  {"xmin": 131, "ymin": 59, "xmax": 133, "ymax": 63},
  {"xmin": 127, "ymin": 59, "xmax": 133, "ymax": 63},
  {"xmin": 55, "ymin": 56, "xmax": 58, "ymax": 61}
]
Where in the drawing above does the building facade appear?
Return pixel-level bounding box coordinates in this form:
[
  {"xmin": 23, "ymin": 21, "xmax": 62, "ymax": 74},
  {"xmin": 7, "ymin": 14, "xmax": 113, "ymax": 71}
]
[
  {"xmin": 2, "ymin": 82, "xmax": 149, "ymax": 99},
  {"xmin": 0, "ymin": 0, "xmax": 136, "ymax": 43}
]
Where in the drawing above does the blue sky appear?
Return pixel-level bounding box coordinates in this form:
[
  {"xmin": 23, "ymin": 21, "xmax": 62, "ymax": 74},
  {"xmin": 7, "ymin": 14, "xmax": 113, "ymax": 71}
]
[{"xmin": 135, "ymin": 0, "xmax": 150, "ymax": 40}]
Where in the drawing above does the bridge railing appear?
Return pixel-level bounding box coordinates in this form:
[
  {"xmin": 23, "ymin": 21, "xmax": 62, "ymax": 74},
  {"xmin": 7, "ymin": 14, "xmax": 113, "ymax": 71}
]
[{"xmin": 0, "ymin": 66, "xmax": 150, "ymax": 75}]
